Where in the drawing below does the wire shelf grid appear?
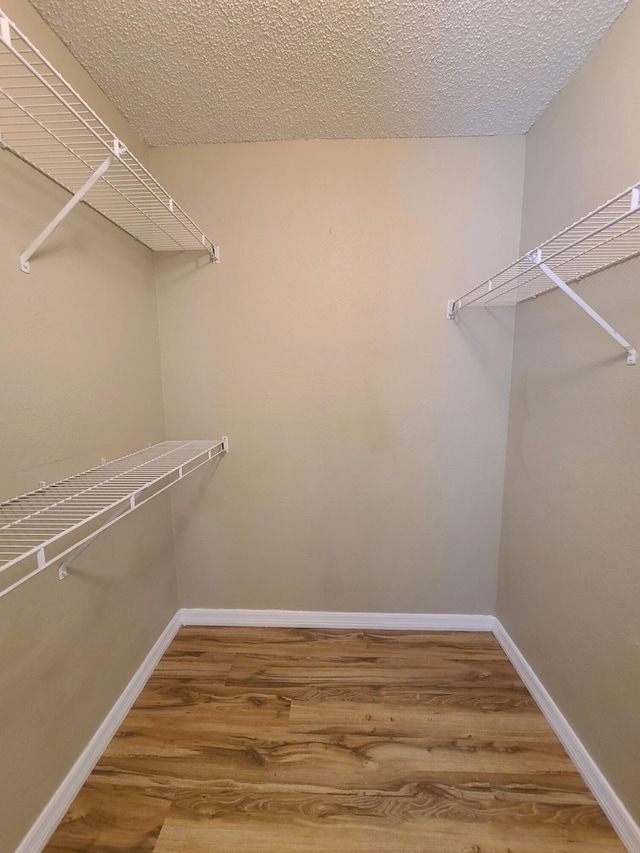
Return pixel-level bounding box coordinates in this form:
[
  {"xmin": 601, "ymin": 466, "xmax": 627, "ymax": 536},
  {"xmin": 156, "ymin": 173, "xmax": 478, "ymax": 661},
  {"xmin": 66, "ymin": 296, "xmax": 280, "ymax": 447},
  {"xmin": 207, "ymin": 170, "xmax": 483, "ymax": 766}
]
[
  {"xmin": 0, "ymin": 9, "xmax": 217, "ymax": 258},
  {"xmin": 451, "ymin": 183, "xmax": 640, "ymax": 313},
  {"xmin": 0, "ymin": 440, "xmax": 226, "ymax": 598}
]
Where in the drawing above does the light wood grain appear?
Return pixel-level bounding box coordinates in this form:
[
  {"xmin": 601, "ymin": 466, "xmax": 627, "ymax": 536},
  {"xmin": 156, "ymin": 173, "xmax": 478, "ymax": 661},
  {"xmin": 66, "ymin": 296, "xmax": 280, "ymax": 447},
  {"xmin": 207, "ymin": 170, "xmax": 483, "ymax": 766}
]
[
  {"xmin": 287, "ymin": 698, "xmax": 556, "ymax": 738},
  {"xmin": 44, "ymin": 627, "xmax": 625, "ymax": 852},
  {"xmin": 45, "ymin": 787, "xmax": 171, "ymax": 852},
  {"xmin": 154, "ymin": 789, "xmax": 619, "ymax": 853}
]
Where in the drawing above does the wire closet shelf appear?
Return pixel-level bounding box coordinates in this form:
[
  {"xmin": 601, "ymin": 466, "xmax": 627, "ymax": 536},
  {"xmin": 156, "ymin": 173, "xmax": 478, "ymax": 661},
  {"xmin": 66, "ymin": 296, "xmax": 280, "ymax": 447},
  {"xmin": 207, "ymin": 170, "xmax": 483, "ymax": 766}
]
[
  {"xmin": 0, "ymin": 9, "xmax": 218, "ymax": 267},
  {"xmin": 449, "ymin": 183, "xmax": 640, "ymax": 312},
  {"xmin": 447, "ymin": 181, "xmax": 640, "ymax": 365},
  {"xmin": 0, "ymin": 439, "xmax": 228, "ymax": 600}
]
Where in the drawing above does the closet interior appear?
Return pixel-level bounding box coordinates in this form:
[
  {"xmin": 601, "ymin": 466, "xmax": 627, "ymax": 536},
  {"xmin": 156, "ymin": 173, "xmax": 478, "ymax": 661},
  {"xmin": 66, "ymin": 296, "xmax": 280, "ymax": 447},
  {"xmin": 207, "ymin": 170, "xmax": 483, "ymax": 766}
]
[{"xmin": 1, "ymin": 1, "xmax": 639, "ymax": 851}]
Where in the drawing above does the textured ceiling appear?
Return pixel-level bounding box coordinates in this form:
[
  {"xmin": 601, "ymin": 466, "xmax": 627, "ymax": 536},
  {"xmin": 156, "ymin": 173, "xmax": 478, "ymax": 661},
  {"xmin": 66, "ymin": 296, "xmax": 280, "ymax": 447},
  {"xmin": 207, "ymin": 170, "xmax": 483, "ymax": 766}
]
[{"xmin": 30, "ymin": 0, "xmax": 628, "ymax": 146}]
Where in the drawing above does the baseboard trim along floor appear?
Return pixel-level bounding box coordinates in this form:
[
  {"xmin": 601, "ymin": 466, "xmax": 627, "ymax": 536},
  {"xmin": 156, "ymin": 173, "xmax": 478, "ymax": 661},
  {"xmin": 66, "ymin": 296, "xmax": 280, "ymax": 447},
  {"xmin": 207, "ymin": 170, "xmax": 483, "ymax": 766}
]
[
  {"xmin": 180, "ymin": 608, "xmax": 495, "ymax": 631},
  {"xmin": 492, "ymin": 618, "xmax": 639, "ymax": 853},
  {"xmin": 16, "ymin": 612, "xmax": 183, "ymax": 853},
  {"xmin": 20, "ymin": 608, "xmax": 639, "ymax": 853}
]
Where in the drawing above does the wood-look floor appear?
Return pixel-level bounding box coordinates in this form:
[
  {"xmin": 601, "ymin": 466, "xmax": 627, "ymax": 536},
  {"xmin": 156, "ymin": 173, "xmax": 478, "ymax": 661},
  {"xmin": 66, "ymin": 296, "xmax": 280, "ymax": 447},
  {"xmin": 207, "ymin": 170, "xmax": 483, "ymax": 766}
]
[{"xmin": 45, "ymin": 628, "xmax": 624, "ymax": 852}]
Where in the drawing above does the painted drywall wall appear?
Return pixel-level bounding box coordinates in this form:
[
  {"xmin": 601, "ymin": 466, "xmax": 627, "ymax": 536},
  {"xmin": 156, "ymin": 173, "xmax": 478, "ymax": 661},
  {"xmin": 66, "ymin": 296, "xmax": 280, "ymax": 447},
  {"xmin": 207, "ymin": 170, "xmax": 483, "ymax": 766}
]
[
  {"xmin": 0, "ymin": 3, "xmax": 177, "ymax": 850},
  {"xmin": 498, "ymin": 0, "xmax": 640, "ymax": 824},
  {"xmin": 153, "ymin": 136, "xmax": 524, "ymax": 614}
]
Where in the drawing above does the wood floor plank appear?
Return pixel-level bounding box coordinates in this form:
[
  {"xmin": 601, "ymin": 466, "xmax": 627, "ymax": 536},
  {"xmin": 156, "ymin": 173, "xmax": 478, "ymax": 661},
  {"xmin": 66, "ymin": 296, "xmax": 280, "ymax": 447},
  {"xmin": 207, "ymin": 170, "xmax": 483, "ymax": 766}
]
[
  {"xmin": 93, "ymin": 731, "xmax": 582, "ymax": 792},
  {"xmin": 287, "ymin": 698, "xmax": 555, "ymax": 739},
  {"xmin": 283, "ymin": 684, "xmax": 537, "ymax": 709},
  {"xmin": 44, "ymin": 627, "xmax": 625, "ymax": 852},
  {"xmin": 149, "ymin": 648, "xmax": 235, "ymax": 679},
  {"xmin": 171, "ymin": 627, "xmax": 507, "ymax": 659},
  {"xmin": 43, "ymin": 786, "xmax": 171, "ymax": 853},
  {"xmin": 226, "ymin": 652, "xmax": 524, "ymax": 689},
  {"xmin": 131, "ymin": 682, "xmax": 292, "ymax": 722},
  {"xmin": 116, "ymin": 680, "xmax": 553, "ymax": 745},
  {"xmin": 81, "ymin": 770, "xmax": 601, "ymax": 799},
  {"xmin": 134, "ymin": 679, "xmax": 537, "ymax": 712},
  {"xmin": 153, "ymin": 789, "xmax": 622, "ymax": 853}
]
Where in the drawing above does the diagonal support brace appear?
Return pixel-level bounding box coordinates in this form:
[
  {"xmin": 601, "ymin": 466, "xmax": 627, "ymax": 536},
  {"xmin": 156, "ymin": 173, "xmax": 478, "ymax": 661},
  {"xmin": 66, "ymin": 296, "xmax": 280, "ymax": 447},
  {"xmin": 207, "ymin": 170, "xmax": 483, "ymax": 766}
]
[
  {"xmin": 0, "ymin": 11, "xmax": 11, "ymax": 46},
  {"xmin": 58, "ymin": 500, "xmax": 130, "ymax": 580},
  {"xmin": 528, "ymin": 250, "xmax": 636, "ymax": 366},
  {"xmin": 20, "ymin": 153, "xmax": 115, "ymax": 272}
]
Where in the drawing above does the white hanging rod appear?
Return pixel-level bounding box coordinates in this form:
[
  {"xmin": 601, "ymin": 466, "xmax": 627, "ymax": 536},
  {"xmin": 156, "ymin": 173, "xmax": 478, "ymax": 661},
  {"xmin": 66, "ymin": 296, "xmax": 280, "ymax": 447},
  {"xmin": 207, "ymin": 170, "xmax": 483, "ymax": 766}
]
[
  {"xmin": 0, "ymin": 438, "xmax": 229, "ymax": 599},
  {"xmin": 0, "ymin": 9, "xmax": 219, "ymax": 269},
  {"xmin": 447, "ymin": 181, "xmax": 640, "ymax": 365}
]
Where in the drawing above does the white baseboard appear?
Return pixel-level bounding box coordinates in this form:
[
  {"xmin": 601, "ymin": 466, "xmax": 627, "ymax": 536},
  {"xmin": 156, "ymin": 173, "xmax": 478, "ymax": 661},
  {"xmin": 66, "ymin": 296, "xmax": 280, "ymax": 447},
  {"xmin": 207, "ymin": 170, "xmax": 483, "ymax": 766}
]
[
  {"xmin": 493, "ymin": 618, "xmax": 640, "ymax": 853},
  {"xmin": 180, "ymin": 608, "xmax": 494, "ymax": 632},
  {"xmin": 16, "ymin": 611, "xmax": 183, "ymax": 853},
  {"xmin": 18, "ymin": 609, "xmax": 638, "ymax": 853}
]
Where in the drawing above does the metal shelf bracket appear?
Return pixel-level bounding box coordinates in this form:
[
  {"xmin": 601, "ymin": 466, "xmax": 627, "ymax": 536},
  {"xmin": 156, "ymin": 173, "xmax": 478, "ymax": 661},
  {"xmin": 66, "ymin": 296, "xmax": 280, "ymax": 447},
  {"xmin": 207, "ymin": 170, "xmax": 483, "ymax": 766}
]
[
  {"xmin": 20, "ymin": 150, "xmax": 116, "ymax": 272},
  {"xmin": 527, "ymin": 250, "xmax": 636, "ymax": 366}
]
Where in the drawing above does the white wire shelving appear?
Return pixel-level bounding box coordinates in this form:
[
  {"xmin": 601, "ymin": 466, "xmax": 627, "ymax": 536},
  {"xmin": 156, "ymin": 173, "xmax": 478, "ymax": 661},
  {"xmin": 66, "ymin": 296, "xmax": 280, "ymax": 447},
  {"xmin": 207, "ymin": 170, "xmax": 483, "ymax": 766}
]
[
  {"xmin": 0, "ymin": 439, "xmax": 228, "ymax": 600},
  {"xmin": 447, "ymin": 181, "xmax": 640, "ymax": 365},
  {"xmin": 0, "ymin": 9, "xmax": 218, "ymax": 271}
]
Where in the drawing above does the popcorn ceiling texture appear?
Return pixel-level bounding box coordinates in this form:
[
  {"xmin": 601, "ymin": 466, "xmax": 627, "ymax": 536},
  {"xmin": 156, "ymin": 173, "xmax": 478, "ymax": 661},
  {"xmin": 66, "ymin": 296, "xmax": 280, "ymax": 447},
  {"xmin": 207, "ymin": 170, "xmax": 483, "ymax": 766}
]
[{"xmin": 30, "ymin": 0, "xmax": 628, "ymax": 145}]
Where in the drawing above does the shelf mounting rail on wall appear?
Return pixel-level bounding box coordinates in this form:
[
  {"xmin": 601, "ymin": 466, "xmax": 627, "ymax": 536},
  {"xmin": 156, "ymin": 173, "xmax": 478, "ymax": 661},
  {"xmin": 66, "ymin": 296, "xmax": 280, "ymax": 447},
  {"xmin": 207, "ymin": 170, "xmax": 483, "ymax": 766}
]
[
  {"xmin": 447, "ymin": 181, "xmax": 640, "ymax": 365},
  {"xmin": 0, "ymin": 439, "xmax": 229, "ymax": 600},
  {"xmin": 0, "ymin": 9, "xmax": 219, "ymax": 270}
]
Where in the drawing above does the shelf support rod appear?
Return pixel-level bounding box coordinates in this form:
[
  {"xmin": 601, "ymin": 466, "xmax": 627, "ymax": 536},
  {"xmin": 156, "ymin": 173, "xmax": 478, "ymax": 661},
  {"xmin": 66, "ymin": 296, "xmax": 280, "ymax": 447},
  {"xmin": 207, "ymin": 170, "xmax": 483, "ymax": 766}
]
[
  {"xmin": 57, "ymin": 501, "xmax": 130, "ymax": 580},
  {"xmin": 528, "ymin": 250, "xmax": 636, "ymax": 366},
  {"xmin": 20, "ymin": 153, "xmax": 115, "ymax": 272},
  {"xmin": 0, "ymin": 11, "xmax": 11, "ymax": 46}
]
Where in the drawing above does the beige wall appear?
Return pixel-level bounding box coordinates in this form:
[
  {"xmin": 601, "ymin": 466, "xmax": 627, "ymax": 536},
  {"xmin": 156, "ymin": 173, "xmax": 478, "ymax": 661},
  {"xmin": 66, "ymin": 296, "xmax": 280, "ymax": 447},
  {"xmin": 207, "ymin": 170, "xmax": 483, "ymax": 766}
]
[
  {"xmin": 153, "ymin": 136, "xmax": 524, "ymax": 614},
  {"xmin": 0, "ymin": 3, "xmax": 177, "ymax": 850},
  {"xmin": 498, "ymin": 0, "xmax": 640, "ymax": 824}
]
